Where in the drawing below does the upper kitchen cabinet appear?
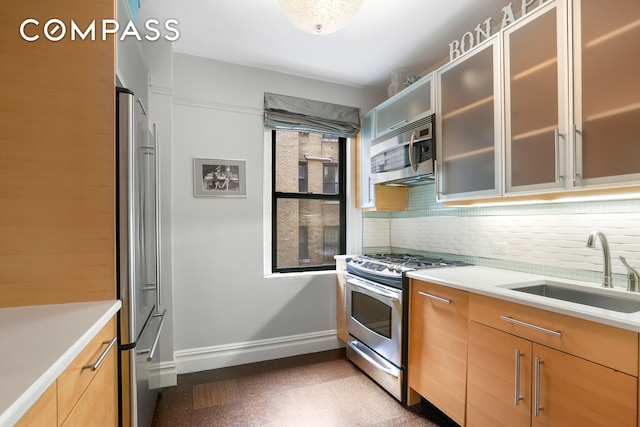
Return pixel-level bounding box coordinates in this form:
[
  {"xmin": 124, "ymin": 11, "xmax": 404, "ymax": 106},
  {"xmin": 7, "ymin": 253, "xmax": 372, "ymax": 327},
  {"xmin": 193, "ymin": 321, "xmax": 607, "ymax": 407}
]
[
  {"xmin": 374, "ymin": 73, "xmax": 434, "ymax": 139},
  {"xmin": 357, "ymin": 111, "xmax": 375, "ymax": 208},
  {"xmin": 436, "ymin": 35, "xmax": 502, "ymax": 201},
  {"xmin": 357, "ymin": 104, "xmax": 409, "ymax": 212},
  {"xmin": 504, "ymin": 1, "xmax": 569, "ymax": 194},
  {"xmin": 572, "ymin": 0, "xmax": 640, "ymax": 188},
  {"xmin": 0, "ymin": 0, "xmax": 116, "ymax": 307}
]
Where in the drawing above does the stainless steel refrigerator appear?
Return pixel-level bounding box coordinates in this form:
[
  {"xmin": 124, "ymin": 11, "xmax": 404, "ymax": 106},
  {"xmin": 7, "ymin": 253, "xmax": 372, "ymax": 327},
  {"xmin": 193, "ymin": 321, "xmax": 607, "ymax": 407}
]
[{"xmin": 116, "ymin": 87, "xmax": 165, "ymax": 427}]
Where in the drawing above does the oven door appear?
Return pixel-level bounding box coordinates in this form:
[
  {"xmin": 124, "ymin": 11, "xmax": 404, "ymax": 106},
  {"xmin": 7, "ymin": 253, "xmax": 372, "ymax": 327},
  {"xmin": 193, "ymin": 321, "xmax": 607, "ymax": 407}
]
[{"xmin": 346, "ymin": 274, "xmax": 403, "ymax": 367}]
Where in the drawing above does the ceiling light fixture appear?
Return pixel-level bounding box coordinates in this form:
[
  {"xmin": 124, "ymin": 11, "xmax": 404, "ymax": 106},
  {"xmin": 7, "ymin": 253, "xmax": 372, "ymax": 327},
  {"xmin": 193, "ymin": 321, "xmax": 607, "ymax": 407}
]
[{"xmin": 278, "ymin": 0, "xmax": 364, "ymax": 35}]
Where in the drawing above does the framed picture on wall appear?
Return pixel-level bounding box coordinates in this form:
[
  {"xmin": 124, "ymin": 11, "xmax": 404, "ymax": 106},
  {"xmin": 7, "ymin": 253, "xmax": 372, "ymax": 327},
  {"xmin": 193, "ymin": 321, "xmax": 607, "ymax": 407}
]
[{"xmin": 193, "ymin": 158, "xmax": 247, "ymax": 197}]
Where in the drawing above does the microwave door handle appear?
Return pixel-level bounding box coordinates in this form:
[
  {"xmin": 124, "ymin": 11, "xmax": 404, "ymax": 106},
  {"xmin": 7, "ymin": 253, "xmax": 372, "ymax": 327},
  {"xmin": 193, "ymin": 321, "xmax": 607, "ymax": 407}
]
[{"xmin": 409, "ymin": 131, "xmax": 418, "ymax": 172}]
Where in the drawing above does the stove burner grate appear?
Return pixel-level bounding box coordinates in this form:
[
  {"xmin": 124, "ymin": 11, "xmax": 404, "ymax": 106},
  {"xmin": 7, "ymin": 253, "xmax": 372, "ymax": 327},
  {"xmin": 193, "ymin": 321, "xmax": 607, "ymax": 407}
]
[{"xmin": 358, "ymin": 253, "xmax": 471, "ymax": 270}]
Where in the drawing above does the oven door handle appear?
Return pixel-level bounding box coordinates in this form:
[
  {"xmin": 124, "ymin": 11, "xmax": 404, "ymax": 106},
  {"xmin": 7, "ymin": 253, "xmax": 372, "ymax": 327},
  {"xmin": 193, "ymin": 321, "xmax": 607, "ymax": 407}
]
[
  {"xmin": 348, "ymin": 339, "xmax": 400, "ymax": 378},
  {"xmin": 347, "ymin": 277, "xmax": 401, "ymax": 302}
]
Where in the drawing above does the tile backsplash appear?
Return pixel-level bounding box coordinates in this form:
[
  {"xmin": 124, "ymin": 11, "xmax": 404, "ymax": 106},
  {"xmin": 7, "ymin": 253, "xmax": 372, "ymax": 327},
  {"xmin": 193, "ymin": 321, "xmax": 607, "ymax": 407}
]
[{"xmin": 362, "ymin": 183, "xmax": 640, "ymax": 287}]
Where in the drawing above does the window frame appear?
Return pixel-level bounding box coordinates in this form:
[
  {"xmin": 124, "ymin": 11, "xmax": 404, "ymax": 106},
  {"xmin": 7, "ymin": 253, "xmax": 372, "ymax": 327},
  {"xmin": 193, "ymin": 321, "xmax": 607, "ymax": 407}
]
[{"xmin": 271, "ymin": 129, "xmax": 347, "ymax": 273}]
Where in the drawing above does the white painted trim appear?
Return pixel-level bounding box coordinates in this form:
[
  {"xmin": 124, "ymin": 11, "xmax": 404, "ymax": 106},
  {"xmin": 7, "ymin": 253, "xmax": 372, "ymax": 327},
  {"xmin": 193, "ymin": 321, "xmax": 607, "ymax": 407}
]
[
  {"xmin": 263, "ymin": 128, "xmax": 273, "ymax": 276},
  {"xmin": 174, "ymin": 330, "xmax": 342, "ymax": 374},
  {"xmin": 149, "ymin": 86, "xmax": 174, "ymax": 96},
  {"xmin": 149, "ymin": 361, "xmax": 178, "ymax": 389},
  {"xmin": 173, "ymin": 97, "xmax": 262, "ymax": 116}
]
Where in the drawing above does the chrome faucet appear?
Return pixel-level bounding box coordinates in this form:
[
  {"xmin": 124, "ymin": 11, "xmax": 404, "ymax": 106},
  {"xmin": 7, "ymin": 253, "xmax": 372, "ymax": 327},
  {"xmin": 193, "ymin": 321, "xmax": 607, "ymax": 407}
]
[{"xmin": 586, "ymin": 230, "xmax": 612, "ymax": 288}]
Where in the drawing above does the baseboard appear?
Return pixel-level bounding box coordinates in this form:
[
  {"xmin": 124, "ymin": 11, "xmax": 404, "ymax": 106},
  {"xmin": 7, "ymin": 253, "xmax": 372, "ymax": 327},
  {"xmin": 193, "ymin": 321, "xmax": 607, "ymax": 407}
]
[
  {"xmin": 174, "ymin": 330, "xmax": 342, "ymax": 374},
  {"xmin": 149, "ymin": 361, "xmax": 178, "ymax": 389}
]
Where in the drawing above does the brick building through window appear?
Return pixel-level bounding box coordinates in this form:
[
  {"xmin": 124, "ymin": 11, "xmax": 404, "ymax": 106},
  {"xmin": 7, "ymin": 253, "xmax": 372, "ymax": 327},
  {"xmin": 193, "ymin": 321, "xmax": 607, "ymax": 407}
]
[{"xmin": 272, "ymin": 130, "xmax": 345, "ymax": 272}]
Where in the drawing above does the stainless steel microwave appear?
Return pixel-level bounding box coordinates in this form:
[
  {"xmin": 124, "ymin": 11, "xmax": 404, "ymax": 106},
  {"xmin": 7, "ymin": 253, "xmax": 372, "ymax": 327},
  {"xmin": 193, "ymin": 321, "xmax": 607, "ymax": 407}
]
[{"xmin": 370, "ymin": 115, "xmax": 435, "ymax": 186}]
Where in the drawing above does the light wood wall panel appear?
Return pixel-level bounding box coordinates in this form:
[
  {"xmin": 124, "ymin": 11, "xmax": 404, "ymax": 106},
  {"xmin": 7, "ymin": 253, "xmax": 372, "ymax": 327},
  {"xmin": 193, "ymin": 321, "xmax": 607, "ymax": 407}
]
[{"xmin": 0, "ymin": 0, "xmax": 116, "ymax": 306}]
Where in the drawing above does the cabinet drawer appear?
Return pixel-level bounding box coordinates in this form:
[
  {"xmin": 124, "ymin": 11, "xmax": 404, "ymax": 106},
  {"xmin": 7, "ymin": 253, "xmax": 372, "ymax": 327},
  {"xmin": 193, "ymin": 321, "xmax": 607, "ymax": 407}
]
[
  {"xmin": 412, "ymin": 280, "xmax": 468, "ymax": 311},
  {"xmin": 57, "ymin": 318, "xmax": 117, "ymax": 422},
  {"xmin": 14, "ymin": 383, "xmax": 57, "ymax": 427},
  {"xmin": 59, "ymin": 342, "xmax": 118, "ymax": 427},
  {"xmin": 469, "ymin": 293, "xmax": 638, "ymax": 376}
]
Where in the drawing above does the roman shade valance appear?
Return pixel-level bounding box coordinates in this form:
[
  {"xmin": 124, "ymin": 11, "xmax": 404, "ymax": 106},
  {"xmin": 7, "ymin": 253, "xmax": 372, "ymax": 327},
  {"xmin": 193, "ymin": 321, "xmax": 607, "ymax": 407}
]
[{"xmin": 264, "ymin": 92, "xmax": 360, "ymax": 138}]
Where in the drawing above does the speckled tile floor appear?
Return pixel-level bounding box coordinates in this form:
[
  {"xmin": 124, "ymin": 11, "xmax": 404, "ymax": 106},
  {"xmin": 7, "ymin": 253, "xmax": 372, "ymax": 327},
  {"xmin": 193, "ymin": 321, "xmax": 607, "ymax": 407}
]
[{"xmin": 152, "ymin": 349, "xmax": 460, "ymax": 427}]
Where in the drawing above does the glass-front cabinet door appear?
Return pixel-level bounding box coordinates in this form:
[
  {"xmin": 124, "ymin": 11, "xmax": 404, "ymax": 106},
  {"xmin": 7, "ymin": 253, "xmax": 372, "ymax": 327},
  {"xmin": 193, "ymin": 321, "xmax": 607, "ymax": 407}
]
[
  {"xmin": 436, "ymin": 35, "xmax": 502, "ymax": 201},
  {"xmin": 504, "ymin": 1, "xmax": 568, "ymax": 194},
  {"xmin": 358, "ymin": 111, "xmax": 375, "ymax": 208},
  {"xmin": 573, "ymin": 0, "xmax": 640, "ymax": 187},
  {"xmin": 374, "ymin": 73, "xmax": 434, "ymax": 139}
]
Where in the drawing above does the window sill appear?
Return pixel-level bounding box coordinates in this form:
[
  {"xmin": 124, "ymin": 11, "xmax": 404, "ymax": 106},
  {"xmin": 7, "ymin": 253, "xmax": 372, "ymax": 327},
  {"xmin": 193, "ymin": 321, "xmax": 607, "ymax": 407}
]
[{"xmin": 264, "ymin": 270, "xmax": 337, "ymax": 280}]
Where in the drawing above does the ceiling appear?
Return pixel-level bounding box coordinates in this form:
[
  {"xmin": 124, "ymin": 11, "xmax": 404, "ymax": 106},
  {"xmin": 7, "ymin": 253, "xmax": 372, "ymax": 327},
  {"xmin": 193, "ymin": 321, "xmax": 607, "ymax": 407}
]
[{"xmin": 138, "ymin": 0, "xmax": 512, "ymax": 93}]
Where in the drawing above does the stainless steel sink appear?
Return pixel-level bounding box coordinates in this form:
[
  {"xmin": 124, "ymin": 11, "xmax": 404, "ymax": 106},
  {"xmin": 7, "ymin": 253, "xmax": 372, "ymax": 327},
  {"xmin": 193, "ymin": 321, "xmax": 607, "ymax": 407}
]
[{"xmin": 507, "ymin": 281, "xmax": 640, "ymax": 313}]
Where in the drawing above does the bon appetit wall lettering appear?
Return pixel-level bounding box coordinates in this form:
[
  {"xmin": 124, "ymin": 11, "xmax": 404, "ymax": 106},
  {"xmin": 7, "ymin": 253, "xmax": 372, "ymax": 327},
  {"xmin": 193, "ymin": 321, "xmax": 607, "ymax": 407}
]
[{"xmin": 449, "ymin": 0, "xmax": 550, "ymax": 61}]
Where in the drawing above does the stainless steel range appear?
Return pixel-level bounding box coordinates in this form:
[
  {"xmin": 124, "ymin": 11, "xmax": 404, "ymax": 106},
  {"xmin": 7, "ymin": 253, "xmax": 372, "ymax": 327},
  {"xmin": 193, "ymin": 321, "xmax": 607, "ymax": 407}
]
[{"xmin": 345, "ymin": 253, "xmax": 471, "ymax": 403}]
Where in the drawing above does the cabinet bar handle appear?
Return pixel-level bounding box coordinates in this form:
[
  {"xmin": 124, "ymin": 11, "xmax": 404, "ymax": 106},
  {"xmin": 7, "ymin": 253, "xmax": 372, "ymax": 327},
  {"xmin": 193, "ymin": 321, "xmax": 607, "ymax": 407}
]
[
  {"xmin": 514, "ymin": 349, "xmax": 524, "ymax": 406},
  {"xmin": 434, "ymin": 160, "xmax": 440, "ymax": 199},
  {"xmin": 554, "ymin": 128, "xmax": 561, "ymax": 182},
  {"xmin": 388, "ymin": 119, "xmax": 408, "ymax": 130},
  {"xmin": 500, "ymin": 316, "xmax": 562, "ymax": 337},
  {"xmin": 534, "ymin": 357, "xmax": 543, "ymax": 417},
  {"xmin": 82, "ymin": 337, "xmax": 117, "ymax": 371},
  {"xmin": 418, "ymin": 291, "xmax": 451, "ymax": 304},
  {"xmin": 573, "ymin": 124, "xmax": 582, "ymax": 182}
]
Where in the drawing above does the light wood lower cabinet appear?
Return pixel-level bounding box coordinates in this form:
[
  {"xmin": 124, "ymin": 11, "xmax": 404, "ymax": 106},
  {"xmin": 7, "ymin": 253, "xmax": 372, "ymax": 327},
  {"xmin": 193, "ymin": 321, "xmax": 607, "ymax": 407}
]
[
  {"xmin": 467, "ymin": 294, "xmax": 638, "ymax": 427},
  {"xmin": 408, "ymin": 280, "xmax": 468, "ymax": 426},
  {"xmin": 467, "ymin": 321, "xmax": 531, "ymax": 427},
  {"xmin": 60, "ymin": 343, "xmax": 117, "ymax": 426},
  {"xmin": 14, "ymin": 317, "xmax": 118, "ymax": 427},
  {"xmin": 532, "ymin": 343, "xmax": 636, "ymax": 427},
  {"xmin": 58, "ymin": 318, "xmax": 118, "ymax": 426},
  {"xmin": 14, "ymin": 383, "xmax": 57, "ymax": 427}
]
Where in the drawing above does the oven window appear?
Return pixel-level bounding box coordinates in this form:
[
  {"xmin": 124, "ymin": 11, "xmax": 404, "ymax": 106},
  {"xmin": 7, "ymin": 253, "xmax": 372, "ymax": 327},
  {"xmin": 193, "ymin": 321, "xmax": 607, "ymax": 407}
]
[{"xmin": 352, "ymin": 291, "xmax": 392, "ymax": 339}]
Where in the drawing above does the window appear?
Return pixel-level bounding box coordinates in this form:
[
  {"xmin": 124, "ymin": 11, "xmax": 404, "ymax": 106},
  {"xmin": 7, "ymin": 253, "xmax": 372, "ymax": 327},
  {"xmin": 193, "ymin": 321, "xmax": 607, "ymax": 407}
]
[
  {"xmin": 299, "ymin": 226, "xmax": 309, "ymax": 261},
  {"xmin": 323, "ymin": 163, "xmax": 338, "ymax": 194},
  {"xmin": 299, "ymin": 162, "xmax": 308, "ymax": 193},
  {"xmin": 323, "ymin": 226, "xmax": 339, "ymax": 264},
  {"xmin": 272, "ymin": 129, "xmax": 346, "ymax": 273}
]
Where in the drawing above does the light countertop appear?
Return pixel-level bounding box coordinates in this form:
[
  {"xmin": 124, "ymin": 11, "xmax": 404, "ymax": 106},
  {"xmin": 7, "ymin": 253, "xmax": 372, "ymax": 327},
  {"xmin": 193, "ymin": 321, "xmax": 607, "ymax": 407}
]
[
  {"xmin": 407, "ymin": 266, "xmax": 640, "ymax": 333},
  {"xmin": 0, "ymin": 300, "xmax": 121, "ymax": 427}
]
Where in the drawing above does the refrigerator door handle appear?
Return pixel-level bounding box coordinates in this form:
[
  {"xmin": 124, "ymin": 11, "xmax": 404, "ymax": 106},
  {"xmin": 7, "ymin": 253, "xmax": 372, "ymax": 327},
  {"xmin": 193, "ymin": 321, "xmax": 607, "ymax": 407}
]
[
  {"xmin": 153, "ymin": 123, "xmax": 161, "ymax": 311},
  {"xmin": 136, "ymin": 309, "xmax": 166, "ymax": 362}
]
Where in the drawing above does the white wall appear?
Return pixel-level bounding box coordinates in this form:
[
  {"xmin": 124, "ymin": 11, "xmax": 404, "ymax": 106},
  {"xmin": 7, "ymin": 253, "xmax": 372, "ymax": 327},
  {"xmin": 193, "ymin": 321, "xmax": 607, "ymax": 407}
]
[
  {"xmin": 168, "ymin": 53, "xmax": 384, "ymax": 373},
  {"xmin": 142, "ymin": 37, "xmax": 176, "ymax": 385}
]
